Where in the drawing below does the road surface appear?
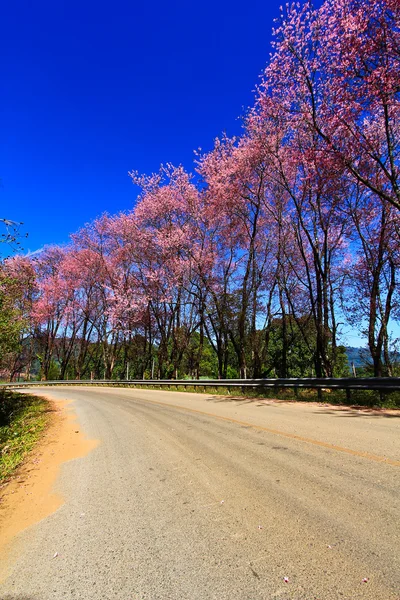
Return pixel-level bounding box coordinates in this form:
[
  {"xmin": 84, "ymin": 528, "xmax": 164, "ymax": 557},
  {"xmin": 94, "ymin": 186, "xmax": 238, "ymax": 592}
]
[{"xmin": 1, "ymin": 386, "xmax": 399, "ymax": 599}]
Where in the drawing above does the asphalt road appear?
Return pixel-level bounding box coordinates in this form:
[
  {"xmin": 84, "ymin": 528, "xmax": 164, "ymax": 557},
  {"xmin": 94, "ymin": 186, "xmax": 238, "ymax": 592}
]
[{"xmin": 1, "ymin": 387, "xmax": 399, "ymax": 600}]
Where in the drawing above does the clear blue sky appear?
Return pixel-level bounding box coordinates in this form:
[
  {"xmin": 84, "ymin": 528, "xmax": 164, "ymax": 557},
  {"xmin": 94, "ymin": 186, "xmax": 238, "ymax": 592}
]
[{"xmin": 1, "ymin": 0, "xmax": 288, "ymax": 253}]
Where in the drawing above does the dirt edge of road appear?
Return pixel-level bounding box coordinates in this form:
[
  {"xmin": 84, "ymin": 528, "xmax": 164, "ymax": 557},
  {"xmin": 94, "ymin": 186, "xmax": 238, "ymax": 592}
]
[{"xmin": 0, "ymin": 396, "xmax": 99, "ymax": 581}]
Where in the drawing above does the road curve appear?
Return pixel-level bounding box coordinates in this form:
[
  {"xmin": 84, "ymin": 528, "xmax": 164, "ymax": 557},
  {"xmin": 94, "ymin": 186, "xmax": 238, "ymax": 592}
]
[{"xmin": 1, "ymin": 387, "xmax": 399, "ymax": 600}]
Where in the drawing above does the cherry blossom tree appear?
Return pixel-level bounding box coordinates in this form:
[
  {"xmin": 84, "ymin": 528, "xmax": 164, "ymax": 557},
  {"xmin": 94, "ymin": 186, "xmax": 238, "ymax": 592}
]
[
  {"xmin": 344, "ymin": 184, "xmax": 399, "ymax": 375},
  {"xmin": 129, "ymin": 165, "xmax": 202, "ymax": 378}
]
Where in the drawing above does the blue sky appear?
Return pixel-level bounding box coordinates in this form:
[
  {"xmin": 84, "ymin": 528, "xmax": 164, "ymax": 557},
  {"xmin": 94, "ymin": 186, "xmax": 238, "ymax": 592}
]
[{"xmin": 1, "ymin": 0, "xmax": 287, "ymax": 252}]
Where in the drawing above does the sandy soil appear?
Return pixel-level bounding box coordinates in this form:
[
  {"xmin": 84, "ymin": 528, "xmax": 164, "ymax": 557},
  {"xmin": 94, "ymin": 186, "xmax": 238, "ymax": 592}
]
[{"xmin": 0, "ymin": 396, "xmax": 98, "ymax": 580}]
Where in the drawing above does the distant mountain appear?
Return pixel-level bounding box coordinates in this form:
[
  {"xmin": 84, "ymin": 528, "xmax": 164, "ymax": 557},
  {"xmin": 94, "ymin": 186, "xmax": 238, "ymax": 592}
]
[
  {"xmin": 345, "ymin": 346, "xmax": 369, "ymax": 368},
  {"xmin": 345, "ymin": 346, "xmax": 400, "ymax": 368}
]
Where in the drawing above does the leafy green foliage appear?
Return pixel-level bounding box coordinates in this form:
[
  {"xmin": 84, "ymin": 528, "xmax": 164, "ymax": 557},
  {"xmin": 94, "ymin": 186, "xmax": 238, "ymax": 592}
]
[
  {"xmin": 0, "ymin": 275, "xmax": 26, "ymax": 358},
  {"xmin": 0, "ymin": 392, "xmax": 49, "ymax": 482}
]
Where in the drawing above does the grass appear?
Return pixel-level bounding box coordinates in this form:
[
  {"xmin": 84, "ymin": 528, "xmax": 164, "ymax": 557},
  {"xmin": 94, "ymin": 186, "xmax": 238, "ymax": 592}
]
[
  {"xmin": 0, "ymin": 392, "xmax": 50, "ymax": 483},
  {"xmin": 125, "ymin": 383, "xmax": 400, "ymax": 409}
]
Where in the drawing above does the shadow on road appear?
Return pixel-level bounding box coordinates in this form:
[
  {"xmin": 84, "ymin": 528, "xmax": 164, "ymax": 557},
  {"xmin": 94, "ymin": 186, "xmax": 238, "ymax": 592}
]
[
  {"xmin": 204, "ymin": 396, "xmax": 256, "ymax": 405},
  {"xmin": 312, "ymin": 408, "xmax": 400, "ymax": 418},
  {"xmin": 201, "ymin": 393, "xmax": 400, "ymax": 417}
]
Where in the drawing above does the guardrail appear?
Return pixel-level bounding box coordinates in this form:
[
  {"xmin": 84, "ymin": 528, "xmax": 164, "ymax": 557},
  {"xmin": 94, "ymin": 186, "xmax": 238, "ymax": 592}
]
[{"xmin": 2, "ymin": 377, "xmax": 400, "ymax": 392}]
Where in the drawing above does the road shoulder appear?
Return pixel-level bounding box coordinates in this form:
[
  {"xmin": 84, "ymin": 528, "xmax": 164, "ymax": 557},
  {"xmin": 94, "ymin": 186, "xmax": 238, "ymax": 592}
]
[{"xmin": 0, "ymin": 395, "xmax": 98, "ymax": 581}]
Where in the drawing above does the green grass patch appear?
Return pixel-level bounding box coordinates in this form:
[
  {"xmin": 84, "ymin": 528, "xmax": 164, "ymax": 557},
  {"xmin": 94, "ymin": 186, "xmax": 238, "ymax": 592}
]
[{"xmin": 0, "ymin": 392, "xmax": 50, "ymax": 483}]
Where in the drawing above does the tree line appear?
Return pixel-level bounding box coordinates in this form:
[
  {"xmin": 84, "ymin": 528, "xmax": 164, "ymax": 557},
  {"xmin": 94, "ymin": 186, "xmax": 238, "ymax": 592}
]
[{"xmin": 1, "ymin": 0, "xmax": 399, "ymax": 381}]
